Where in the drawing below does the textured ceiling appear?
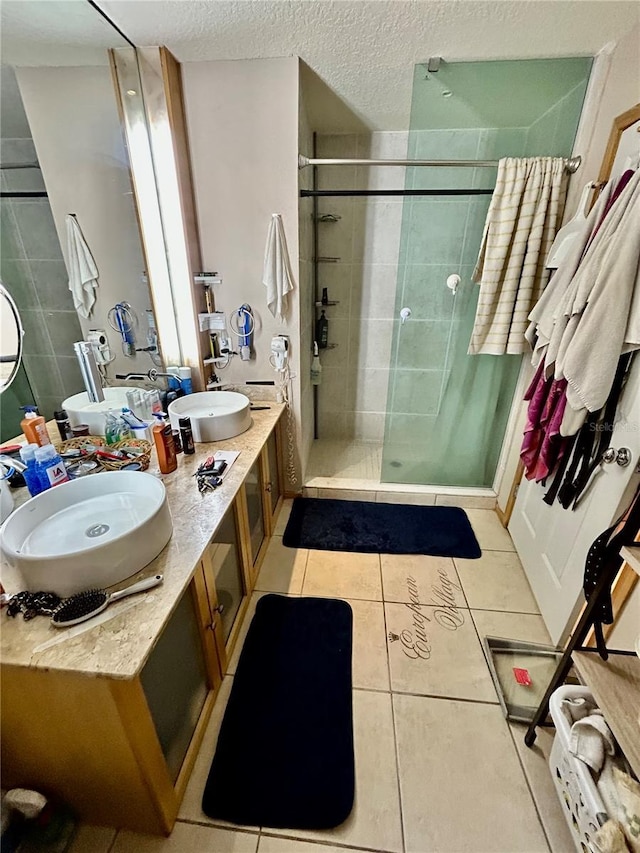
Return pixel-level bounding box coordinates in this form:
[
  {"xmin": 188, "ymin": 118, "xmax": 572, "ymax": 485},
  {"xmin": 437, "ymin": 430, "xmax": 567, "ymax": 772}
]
[
  {"xmin": 2, "ymin": 0, "xmax": 639, "ymax": 130},
  {"xmin": 0, "ymin": 0, "xmax": 130, "ymax": 65},
  {"xmin": 99, "ymin": 0, "xmax": 640, "ymax": 129}
]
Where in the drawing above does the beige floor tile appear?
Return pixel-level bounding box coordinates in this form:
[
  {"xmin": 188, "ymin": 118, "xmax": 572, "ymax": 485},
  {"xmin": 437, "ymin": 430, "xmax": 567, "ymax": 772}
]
[
  {"xmin": 472, "ymin": 609, "xmax": 552, "ymax": 646},
  {"xmin": 455, "ymin": 551, "xmax": 539, "ymax": 613},
  {"xmin": 394, "ymin": 694, "xmax": 549, "ymax": 853},
  {"xmin": 385, "ymin": 602, "xmax": 496, "ymax": 702},
  {"xmin": 303, "ymin": 550, "xmax": 382, "ymax": 600},
  {"xmin": 349, "ymin": 598, "xmax": 390, "ymax": 691},
  {"xmin": 254, "ymin": 537, "xmax": 308, "ymax": 594},
  {"xmin": 258, "ymin": 836, "xmax": 359, "ymax": 853},
  {"xmin": 273, "ymin": 499, "xmax": 293, "ymax": 536},
  {"xmin": 267, "ymin": 690, "xmax": 403, "ymax": 852},
  {"xmin": 113, "ymin": 823, "xmax": 258, "ymax": 852},
  {"xmin": 510, "ymin": 722, "xmax": 575, "ymax": 853},
  {"xmin": 381, "ymin": 553, "xmax": 467, "ymax": 608},
  {"xmin": 178, "ymin": 677, "xmax": 256, "ymax": 833},
  {"xmin": 68, "ymin": 825, "xmax": 117, "ymax": 853},
  {"xmin": 466, "ymin": 508, "xmax": 515, "ymax": 551}
]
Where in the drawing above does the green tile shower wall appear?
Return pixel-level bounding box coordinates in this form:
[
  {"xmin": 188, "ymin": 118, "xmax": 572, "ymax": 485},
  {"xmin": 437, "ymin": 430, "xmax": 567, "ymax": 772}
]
[
  {"xmin": 0, "ymin": 188, "xmax": 84, "ymax": 430},
  {"xmin": 382, "ymin": 57, "xmax": 591, "ymax": 487}
]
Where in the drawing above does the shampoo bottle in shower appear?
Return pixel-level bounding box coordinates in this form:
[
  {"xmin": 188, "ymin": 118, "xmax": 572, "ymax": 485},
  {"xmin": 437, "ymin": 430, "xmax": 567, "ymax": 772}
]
[
  {"xmin": 316, "ymin": 310, "xmax": 329, "ymax": 349},
  {"xmin": 311, "ymin": 341, "xmax": 322, "ymax": 385}
]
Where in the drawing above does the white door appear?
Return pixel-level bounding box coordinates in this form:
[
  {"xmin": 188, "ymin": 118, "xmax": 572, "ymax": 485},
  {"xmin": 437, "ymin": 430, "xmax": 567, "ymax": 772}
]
[{"xmin": 509, "ymin": 364, "xmax": 640, "ymax": 645}]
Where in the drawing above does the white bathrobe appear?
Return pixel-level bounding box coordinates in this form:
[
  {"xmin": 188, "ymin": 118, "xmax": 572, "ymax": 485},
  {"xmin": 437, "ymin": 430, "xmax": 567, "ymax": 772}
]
[{"xmin": 526, "ymin": 169, "xmax": 640, "ymax": 416}]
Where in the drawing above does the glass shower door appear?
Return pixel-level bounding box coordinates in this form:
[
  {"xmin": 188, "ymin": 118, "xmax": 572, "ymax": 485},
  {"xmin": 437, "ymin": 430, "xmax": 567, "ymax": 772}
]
[{"xmin": 381, "ymin": 57, "xmax": 591, "ymax": 488}]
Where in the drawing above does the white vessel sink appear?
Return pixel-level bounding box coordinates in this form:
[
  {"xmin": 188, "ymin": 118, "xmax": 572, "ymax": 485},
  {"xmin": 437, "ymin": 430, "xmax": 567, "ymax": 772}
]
[
  {"xmin": 168, "ymin": 391, "xmax": 251, "ymax": 442},
  {"xmin": 62, "ymin": 387, "xmax": 142, "ymax": 436},
  {"xmin": 0, "ymin": 471, "xmax": 172, "ymax": 597}
]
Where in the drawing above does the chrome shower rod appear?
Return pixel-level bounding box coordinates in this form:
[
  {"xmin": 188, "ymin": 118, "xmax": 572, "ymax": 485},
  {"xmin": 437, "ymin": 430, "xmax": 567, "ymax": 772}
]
[{"xmin": 299, "ymin": 155, "xmax": 582, "ymax": 174}]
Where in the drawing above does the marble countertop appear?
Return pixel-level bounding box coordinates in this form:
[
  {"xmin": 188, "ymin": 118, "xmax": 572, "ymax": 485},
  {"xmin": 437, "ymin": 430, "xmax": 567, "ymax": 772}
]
[{"xmin": 0, "ymin": 404, "xmax": 285, "ymax": 679}]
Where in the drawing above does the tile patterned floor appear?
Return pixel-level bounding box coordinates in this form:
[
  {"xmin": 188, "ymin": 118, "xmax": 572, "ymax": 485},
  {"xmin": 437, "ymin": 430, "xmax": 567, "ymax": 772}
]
[{"xmin": 76, "ymin": 504, "xmax": 575, "ymax": 853}]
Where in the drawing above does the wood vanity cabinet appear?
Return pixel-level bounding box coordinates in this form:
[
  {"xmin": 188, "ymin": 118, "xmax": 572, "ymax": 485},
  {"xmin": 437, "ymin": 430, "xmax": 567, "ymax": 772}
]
[{"xmin": 0, "ymin": 420, "xmax": 285, "ymax": 835}]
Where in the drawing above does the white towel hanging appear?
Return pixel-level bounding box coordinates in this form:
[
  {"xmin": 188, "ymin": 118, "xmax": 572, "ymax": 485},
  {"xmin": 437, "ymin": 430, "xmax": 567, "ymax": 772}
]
[
  {"xmin": 262, "ymin": 213, "xmax": 295, "ymax": 322},
  {"xmin": 66, "ymin": 214, "xmax": 99, "ymax": 319},
  {"xmin": 545, "ymin": 182, "xmax": 595, "ymax": 270}
]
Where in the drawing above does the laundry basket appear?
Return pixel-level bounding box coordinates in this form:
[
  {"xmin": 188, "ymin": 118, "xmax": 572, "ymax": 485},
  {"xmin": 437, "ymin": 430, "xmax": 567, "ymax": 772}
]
[{"xmin": 549, "ymin": 685, "xmax": 609, "ymax": 853}]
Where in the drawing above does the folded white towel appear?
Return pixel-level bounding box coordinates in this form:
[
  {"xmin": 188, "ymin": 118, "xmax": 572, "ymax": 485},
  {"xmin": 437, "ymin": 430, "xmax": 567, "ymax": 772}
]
[
  {"xmin": 262, "ymin": 213, "xmax": 294, "ymax": 322},
  {"xmin": 569, "ymin": 709, "xmax": 616, "ymax": 772},
  {"xmin": 66, "ymin": 214, "xmax": 98, "ymax": 319}
]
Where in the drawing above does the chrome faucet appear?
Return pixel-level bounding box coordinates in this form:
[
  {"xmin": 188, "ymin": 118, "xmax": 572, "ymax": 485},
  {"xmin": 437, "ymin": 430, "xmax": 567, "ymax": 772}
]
[{"xmin": 74, "ymin": 341, "xmax": 104, "ymax": 403}]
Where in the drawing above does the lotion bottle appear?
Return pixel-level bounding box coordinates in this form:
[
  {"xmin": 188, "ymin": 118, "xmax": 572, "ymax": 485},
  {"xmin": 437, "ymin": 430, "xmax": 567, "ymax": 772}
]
[{"xmin": 152, "ymin": 413, "xmax": 177, "ymax": 474}]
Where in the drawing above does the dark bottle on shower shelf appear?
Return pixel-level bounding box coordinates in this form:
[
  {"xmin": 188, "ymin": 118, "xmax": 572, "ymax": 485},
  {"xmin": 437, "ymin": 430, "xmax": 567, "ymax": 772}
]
[
  {"xmin": 316, "ymin": 310, "xmax": 329, "ymax": 349},
  {"xmin": 321, "ymin": 287, "xmax": 329, "ymax": 305}
]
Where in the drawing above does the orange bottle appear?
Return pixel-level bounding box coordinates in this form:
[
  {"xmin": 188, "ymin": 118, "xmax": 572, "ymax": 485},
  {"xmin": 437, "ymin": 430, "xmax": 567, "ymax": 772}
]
[
  {"xmin": 20, "ymin": 406, "xmax": 52, "ymax": 447},
  {"xmin": 152, "ymin": 414, "xmax": 177, "ymax": 474}
]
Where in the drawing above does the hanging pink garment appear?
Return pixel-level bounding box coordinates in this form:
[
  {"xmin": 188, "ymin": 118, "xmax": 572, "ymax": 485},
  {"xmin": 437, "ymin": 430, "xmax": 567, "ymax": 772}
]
[
  {"xmin": 529, "ymin": 378, "xmax": 569, "ymax": 482},
  {"xmin": 521, "ymin": 362, "xmax": 570, "ymax": 482},
  {"xmin": 521, "ymin": 362, "xmax": 551, "ymax": 475}
]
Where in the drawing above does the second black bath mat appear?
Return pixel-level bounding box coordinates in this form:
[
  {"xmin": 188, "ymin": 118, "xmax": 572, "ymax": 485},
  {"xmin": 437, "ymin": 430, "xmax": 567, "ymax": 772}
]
[
  {"xmin": 202, "ymin": 594, "xmax": 354, "ymax": 829},
  {"xmin": 283, "ymin": 497, "xmax": 481, "ymax": 558}
]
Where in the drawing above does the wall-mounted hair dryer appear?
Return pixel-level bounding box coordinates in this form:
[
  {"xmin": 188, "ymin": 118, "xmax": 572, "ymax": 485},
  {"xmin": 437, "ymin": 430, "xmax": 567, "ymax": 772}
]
[{"xmin": 270, "ymin": 335, "xmax": 289, "ymax": 372}]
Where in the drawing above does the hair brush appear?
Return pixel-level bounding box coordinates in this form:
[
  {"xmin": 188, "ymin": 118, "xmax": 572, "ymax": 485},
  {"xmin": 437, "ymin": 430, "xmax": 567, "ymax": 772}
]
[{"xmin": 51, "ymin": 574, "xmax": 163, "ymax": 628}]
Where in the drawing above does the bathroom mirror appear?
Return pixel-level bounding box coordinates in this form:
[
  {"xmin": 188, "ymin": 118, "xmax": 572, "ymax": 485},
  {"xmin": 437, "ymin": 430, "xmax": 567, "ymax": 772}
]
[
  {"xmin": 0, "ymin": 0, "xmax": 160, "ymax": 442},
  {"xmin": 0, "ymin": 283, "xmax": 23, "ymax": 392}
]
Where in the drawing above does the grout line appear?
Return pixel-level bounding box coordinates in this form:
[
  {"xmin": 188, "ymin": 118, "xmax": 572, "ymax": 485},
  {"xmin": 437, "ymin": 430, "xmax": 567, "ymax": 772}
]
[
  {"xmin": 106, "ymin": 828, "xmax": 119, "ymax": 853},
  {"xmin": 381, "ymin": 600, "xmax": 407, "ymax": 853},
  {"xmin": 259, "ymin": 829, "xmax": 397, "ymax": 853},
  {"xmin": 175, "ymin": 817, "xmax": 260, "ymax": 836},
  {"xmin": 390, "ymin": 689, "xmax": 500, "ymax": 707},
  {"xmin": 506, "ymin": 725, "xmax": 554, "ymax": 853}
]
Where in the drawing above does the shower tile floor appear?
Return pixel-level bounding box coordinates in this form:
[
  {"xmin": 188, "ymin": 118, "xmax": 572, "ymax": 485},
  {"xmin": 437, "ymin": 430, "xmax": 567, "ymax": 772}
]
[
  {"xmin": 307, "ymin": 438, "xmax": 383, "ymax": 481},
  {"xmin": 77, "ymin": 504, "xmax": 575, "ymax": 853}
]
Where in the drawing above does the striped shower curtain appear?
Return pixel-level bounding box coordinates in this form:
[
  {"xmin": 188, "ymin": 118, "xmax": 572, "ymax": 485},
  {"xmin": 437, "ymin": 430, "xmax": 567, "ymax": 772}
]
[{"xmin": 468, "ymin": 157, "xmax": 567, "ymax": 355}]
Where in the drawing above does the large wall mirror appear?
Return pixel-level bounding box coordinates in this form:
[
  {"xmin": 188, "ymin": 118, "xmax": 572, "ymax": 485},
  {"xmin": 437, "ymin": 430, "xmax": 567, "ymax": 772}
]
[{"xmin": 0, "ymin": 1, "xmax": 163, "ymax": 441}]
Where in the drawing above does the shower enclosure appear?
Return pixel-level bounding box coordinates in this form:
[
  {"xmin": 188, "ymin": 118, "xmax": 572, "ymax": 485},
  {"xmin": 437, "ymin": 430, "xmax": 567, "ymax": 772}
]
[{"xmin": 306, "ymin": 57, "xmax": 592, "ymax": 491}]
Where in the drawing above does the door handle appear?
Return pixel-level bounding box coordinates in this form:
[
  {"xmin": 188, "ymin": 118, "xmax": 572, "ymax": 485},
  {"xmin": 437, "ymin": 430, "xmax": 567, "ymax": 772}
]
[{"xmin": 602, "ymin": 447, "xmax": 632, "ymax": 467}]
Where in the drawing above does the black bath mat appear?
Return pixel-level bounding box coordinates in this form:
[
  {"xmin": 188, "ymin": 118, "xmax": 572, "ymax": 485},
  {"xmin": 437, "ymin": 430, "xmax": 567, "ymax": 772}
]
[
  {"xmin": 202, "ymin": 594, "xmax": 354, "ymax": 829},
  {"xmin": 283, "ymin": 497, "xmax": 481, "ymax": 558}
]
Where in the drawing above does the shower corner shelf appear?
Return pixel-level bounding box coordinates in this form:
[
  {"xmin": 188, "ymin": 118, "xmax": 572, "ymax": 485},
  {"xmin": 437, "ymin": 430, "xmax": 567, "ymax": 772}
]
[{"xmin": 315, "ymin": 301, "xmax": 340, "ymax": 307}]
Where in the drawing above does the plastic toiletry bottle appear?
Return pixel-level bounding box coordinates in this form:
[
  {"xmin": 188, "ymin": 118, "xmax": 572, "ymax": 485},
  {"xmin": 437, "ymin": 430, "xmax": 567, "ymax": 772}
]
[
  {"xmin": 179, "ymin": 416, "xmax": 195, "ymax": 455},
  {"xmin": 166, "ymin": 367, "xmax": 181, "ymax": 391},
  {"xmin": 19, "ymin": 444, "xmax": 43, "ymax": 496},
  {"xmin": 311, "ymin": 341, "xmax": 322, "ymax": 385},
  {"xmin": 178, "ymin": 366, "xmax": 193, "ymax": 395},
  {"xmin": 316, "ymin": 310, "xmax": 329, "ymax": 349},
  {"xmin": 35, "ymin": 444, "xmax": 69, "ymax": 491},
  {"xmin": 53, "ymin": 409, "xmax": 72, "ymax": 442},
  {"xmin": 105, "ymin": 409, "xmax": 120, "ymax": 445},
  {"xmin": 152, "ymin": 413, "xmax": 177, "ymax": 474},
  {"xmin": 20, "ymin": 406, "xmax": 52, "ymax": 447}
]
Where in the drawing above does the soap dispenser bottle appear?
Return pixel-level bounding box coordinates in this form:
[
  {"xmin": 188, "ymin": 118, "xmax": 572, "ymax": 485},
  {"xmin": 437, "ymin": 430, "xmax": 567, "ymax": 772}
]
[
  {"xmin": 20, "ymin": 406, "xmax": 52, "ymax": 447},
  {"xmin": 316, "ymin": 310, "xmax": 329, "ymax": 349}
]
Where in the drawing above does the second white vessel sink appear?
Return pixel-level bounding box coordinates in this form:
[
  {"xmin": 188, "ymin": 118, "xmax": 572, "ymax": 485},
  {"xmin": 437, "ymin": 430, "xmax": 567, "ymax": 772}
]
[
  {"xmin": 0, "ymin": 471, "xmax": 172, "ymax": 597},
  {"xmin": 62, "ymin": 387, "xmax": 142, "ymax": 436},
  {"xmin": 168, "ymin": 391, "xmax": 251, "ymax": 442}
]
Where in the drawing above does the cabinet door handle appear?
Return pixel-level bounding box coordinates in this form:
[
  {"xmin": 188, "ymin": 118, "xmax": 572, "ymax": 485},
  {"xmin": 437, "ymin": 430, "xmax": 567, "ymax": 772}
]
[
  {"xmin": 265, "ymin": 482, "xmax": 272, "ymax": 492},
  {"xmin": 212, "ymin": 603, "xmax": 225, "ymax": 614}
]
